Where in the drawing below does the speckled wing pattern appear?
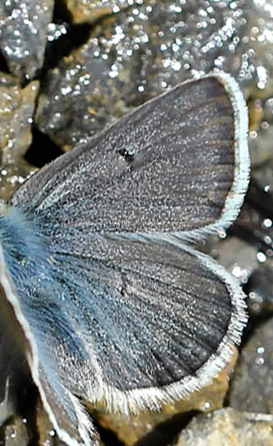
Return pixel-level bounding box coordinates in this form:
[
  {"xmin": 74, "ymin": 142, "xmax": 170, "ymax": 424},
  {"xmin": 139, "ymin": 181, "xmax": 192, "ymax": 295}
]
[
  {"xmin": 11, "ymin": 74, "xmax": 248, "ymax": 235},
  {"xmin": 0, "ymin": 73, "xmax": 249, "ymax": 446}
]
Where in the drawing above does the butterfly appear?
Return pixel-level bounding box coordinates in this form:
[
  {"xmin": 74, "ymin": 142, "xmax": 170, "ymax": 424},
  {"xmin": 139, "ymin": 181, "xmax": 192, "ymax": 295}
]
[{"xmin": 0, "ymin": 72, "xmax": 249, "ymax": 445}]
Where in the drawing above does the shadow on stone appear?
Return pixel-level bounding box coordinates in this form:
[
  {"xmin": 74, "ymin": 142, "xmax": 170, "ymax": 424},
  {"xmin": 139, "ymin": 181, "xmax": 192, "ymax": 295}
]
[
  {"xmin": 25, "ymin": 127, "xmax": 63, "ymax": 168},
  {"xmin": 136, "ymin": 411, "xmax": 199, "ymax": 446}
]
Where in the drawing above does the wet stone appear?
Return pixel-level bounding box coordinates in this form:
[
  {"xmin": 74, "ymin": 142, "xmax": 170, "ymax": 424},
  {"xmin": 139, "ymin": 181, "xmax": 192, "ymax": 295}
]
[
  {"xmin": 228, "ymin": 178, "xmax": 273, "ymax": 297},
  {"xmin": 203, "ymin": 179, "xmax": 273, "ymax": 317},
  {"xmin": 35, "ymin": 399, "xmax": 55, "ymax": 446},
  {"xmin": 174, "ymin": 408, "xmax": 273, "ymax": 446},
  {"xmin": 0, "ymin": 73, "xmax": 39, "ymax": 161},
  {"xmin": 253, "ymin": 157, "xmax": 273, "ymax": 196},
  {"xmin": 35, "ymin": 398, "xmax": 105, "ymax": 446},
  {"xmin": 0, "ymin": 73, "xmax": 38, "ymax": 201},
  {"xmin": 0, "ymin": 380, "xmax": 14, "ymax": 427},
  {"xmin": 246, "ymin": 0, "xmax": 273, "ymax": 167},
  {"xmin": 64, "ymin": 0, "xmax": 134, "ymax": 24},
  {"xmin": 247, "ymin": 263, "xmax": 273, "ymax": 315},
  {"xmin": 229, "ymin": 317, "xmax": 273, "ymax": 414},
  {"xmin": 35, "ymin": 0, "xmax": 261, "ymax": 150},
  {"xmin": 249, "ymin": 96, "xmax": 273, "ymax": 168},
  {"xmin": 0, "ymin": 161, "xmax": 36, "ymax": 203},
  {"xmin": 1, "ymin": 416, "xmax": 29, "ymax": 446},
  {"xmin": 0, "ymin": 0, "xmax": 54, "ymax": 82},
  {"xmin": 212, "ymin": 236, "xmax": 258, "ymax": 286}
]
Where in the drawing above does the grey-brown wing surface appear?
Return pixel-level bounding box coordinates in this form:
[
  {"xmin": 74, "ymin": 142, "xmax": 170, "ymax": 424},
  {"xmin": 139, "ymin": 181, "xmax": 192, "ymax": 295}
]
[
  {"xmin": 8, "ymin": 232, "xmax": 246, "ymax": 414},
  {"xmin": 0, "ymin": 228, "xmax": 246, "ymax": 444},
  {"xmin": 1, "ymin": 73, "xmax": 249, "ymax": 446},
  {"xmin": 10, "ymin": 74, "xmax": 248, "ymax": 237}
]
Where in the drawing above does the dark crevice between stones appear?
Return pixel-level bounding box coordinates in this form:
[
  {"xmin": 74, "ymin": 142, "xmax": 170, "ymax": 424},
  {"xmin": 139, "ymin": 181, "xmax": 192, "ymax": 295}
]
[
  {"xmin": 53, "ymin": 0, "xmax": 73, "ymax": 23},
  {"xmin": 25, "ymin": 127, "xmax": 63, "ymax": 168},
  {"xmin": 14, "ymin": 379, "xmax": 39, "ymax": 446},
  {"xmin": 0, "ymin": 428, "xmax": 4, "ymax": 445},
  {"xmin": 42, "ymin": 0, "xmax": 93, "ymax": 73},
  {"xmin": 242, "ymin": 292, "xmax": 273, "ymax": 343},
  {"xmin": 223, "ymin": 311, "xmax": 273, "ymax": 409},
  {"xmin": 229, "ymin": 178, "xmax": 273, "ymax": 251},
  {"xmin": 227, "ymin": 177, "xmax": 273, "ymax": 346},
  {"xmin": 230, "ymin": 221, "xmax": 267, "ymax": 252},
  {"xmin": 136, "ymin": 411, "xmax": 199, "ymax": 446},
  {"xmin": 0, "ymin": 50, "xmax": 10, "ymax": 74},
  {"xmin": 223, "ymin": 313, "xmax": 273, "ymax": 408},
  {"xmin": 43, "ymin": 22, "xmax": 93, "ymax": 72},
  {"xmin": 42, "ymin": 0, "xmax": 136, "ymax": 74},
  {"xmin": 245, "ymin": 179, "xmax": 273, "ymax": 220},
  {"xmin": 54, "ymin": 0, "xmax": 135, "ymax": 26},
  {"xmin": 92, "ymin": 417, "xmax": 124, "ymax": 446},
  {"xmin": 37, "ymin": 0, "xmax": 91, "ymax": 73},
  {"xmin": 0, "ymin": 354, "xmax": 39, "ymax": 446}
]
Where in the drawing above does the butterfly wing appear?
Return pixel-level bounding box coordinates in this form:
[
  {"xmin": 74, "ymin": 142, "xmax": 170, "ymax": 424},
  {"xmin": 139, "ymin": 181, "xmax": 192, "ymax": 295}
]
[
  {"xmin": 32, "ymin": 235, "xmax": 247, "ymax": 412},
  {"xmin": 10, "ymin": 73, "xmax": 249, "ymax": 239},
  {"xmin": 0, "ymin": 243, "xmax": 98, "ymax": 446},
  {"xmin": 1, "ymin": 231, "xmax": 246, "ymax": 431},
  {"xmin": 0, "ymin": 73, "xmax": 249, "ymax": 445}
]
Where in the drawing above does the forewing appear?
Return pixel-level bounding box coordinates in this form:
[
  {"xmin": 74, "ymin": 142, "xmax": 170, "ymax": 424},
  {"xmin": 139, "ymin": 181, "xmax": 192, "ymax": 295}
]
[
  {"xmin": 10, "ymin": 74, "xmax": 249, "ymax": 237},
  {"xmin": 7, "ymin": 233, "xmax": 246, "ymax": 413}
]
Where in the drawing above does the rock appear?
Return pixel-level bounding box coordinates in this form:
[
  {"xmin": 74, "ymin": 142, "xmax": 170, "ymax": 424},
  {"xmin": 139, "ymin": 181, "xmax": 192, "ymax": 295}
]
[
  {"xmin": 2, "ymin": 416, "xmax": 29, "ymax": 446},
  {"xmin": 228, "ymin": 177, "xmax": 273, "ymax": 314},
  {"xmin": 35, "ymin": 397, "xmax": 105, "ymax": 446},
  {"xmin": 237, "ymin": 180, "xmax": 273, "ymax": 255},
  {"xmin": 88, "ymin": 348, "xmax": 238, "ymax": 445},
  {"xmin": 174, "ymin": 408, "xmax": 273, "ymax": 446},
  {"xmin": 0, "ymin": 161, "xmax": 36, "ymax": 203},
  {"xmin": 64, "ymin": 0, "xmax": 132, "ymax": 24},
  {"xmin": 0, "ymin": 380, "xmax": 14, "ymax": 426},
  {"xmin": 247, "ymin": 263, "xmax": 273, "ymax": 315},
  {"xmin": 248, "ymin": 96, "xmax": 273, "ymax": 168},
  {"xmin": 213, "ymin": 236, "xmax": 258, "ymax": 286},
  {"xmin": 0, "ymin": 73, "xmax": 38, "ymax": 200},
  {"xmin": 36, "ymin": 0, "xmax": 256, "ymax": 150},
  {"xmin": 229, "ymin": 317, "xmax": 273, "ymax": 414},
  {"xmin": 254, "ymin": 158, "xmax": 273, "ymax": 195},
  {"xmin": 0, "ymin": 0, "xmax": 54, "ymax": 82},
  {"xmin": 35, "ymin": 399, "xmax": 56, "ymax": 446},
  {"xmin": 0, "ymin": 73, "xmax": 39, "ymax": 161}
]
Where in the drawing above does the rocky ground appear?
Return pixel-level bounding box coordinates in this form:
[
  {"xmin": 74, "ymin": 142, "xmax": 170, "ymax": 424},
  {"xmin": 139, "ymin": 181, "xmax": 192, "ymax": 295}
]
[{"xmin": 1, "ymin": 0, "xmax": 273, "ymax": 445}]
